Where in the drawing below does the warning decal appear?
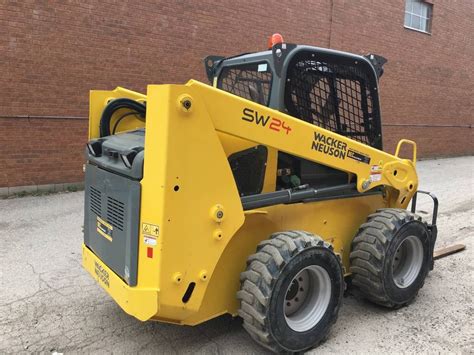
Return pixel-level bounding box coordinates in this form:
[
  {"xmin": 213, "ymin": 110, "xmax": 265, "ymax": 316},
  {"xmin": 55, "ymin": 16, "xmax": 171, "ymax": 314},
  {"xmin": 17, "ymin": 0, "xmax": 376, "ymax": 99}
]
[
  {"xmin": 370, "ymin": 173, "xmax": 382, "ymax": 182},
  {"xmin": 144, "ymin": 236, "xmax": 157, "ymax": 246},
  {"xmin": 142, "ymin": 222, "xmax": 160, "ymax": 237},
  {"xmin": 370, "ymin": 164, "xmax": 382, "ymax": 182}
]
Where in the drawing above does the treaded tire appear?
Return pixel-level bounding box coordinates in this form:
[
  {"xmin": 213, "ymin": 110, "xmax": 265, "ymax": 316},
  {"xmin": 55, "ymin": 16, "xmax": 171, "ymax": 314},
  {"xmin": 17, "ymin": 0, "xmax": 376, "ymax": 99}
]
[
  {"xmin": 237, "ymin": 231, "xmax": 343, "ymax": 353},
  {"xmin": 350, "ymin": 208, "xmax": 431, "ymax": 308}
]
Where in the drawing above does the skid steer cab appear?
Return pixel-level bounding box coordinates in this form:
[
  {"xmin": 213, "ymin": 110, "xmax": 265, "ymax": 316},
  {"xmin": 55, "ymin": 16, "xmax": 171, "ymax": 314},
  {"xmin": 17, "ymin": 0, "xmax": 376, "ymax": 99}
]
[{"xmin": 82, "ymin": 34, "xmax": 438, "ymax": 353}]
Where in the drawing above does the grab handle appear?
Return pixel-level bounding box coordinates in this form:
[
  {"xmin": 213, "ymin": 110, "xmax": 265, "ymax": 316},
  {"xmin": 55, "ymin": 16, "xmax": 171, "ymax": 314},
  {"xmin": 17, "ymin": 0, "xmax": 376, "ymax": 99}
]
[{"xmin": 395, "ymin": 139, "xmax": 417, "ymax": 166}]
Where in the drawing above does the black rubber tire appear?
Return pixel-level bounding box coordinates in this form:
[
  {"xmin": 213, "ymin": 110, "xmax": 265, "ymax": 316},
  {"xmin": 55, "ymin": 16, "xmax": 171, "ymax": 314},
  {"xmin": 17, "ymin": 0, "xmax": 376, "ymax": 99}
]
[
  {"xmin": 349, "ymin": 208, "xmax": 431, "ymax": 308},
  {"xmin": 237, "ymin": 231, "xmax": 344, "ymax": 353}
]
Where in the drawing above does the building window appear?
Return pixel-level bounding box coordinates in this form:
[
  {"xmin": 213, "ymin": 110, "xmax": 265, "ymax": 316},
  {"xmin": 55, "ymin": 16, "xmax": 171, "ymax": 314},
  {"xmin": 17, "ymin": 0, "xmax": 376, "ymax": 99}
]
[{"xmin": 404, "ymin": 0, "xmax": 432, "ymax": 33}]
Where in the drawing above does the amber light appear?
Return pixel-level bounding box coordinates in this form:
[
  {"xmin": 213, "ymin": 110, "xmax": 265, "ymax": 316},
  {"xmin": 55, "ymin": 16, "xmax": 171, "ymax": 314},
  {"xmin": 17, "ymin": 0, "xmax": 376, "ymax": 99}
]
[{"xmin": 268, "ymin": 33, "xmax": 284, "ymax": 49}]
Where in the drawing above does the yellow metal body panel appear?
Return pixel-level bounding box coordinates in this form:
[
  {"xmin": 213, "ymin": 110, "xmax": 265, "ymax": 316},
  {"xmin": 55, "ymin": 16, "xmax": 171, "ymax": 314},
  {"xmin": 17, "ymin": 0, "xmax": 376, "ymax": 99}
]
[
  {"xmin": 82, "ymin": 244, "xmax": 158, "ymax": 321},
  {"xmin": 83, "ymin": 79, "xmax": 418, "ymax": 326},
  {"xmin": 137, "ymin": 85, "xmax": 246, "ymax": 321}
]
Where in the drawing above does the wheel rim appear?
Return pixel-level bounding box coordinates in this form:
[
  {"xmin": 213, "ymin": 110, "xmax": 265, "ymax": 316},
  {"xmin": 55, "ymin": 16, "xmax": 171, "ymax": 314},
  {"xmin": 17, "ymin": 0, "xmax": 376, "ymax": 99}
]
[
  {"xmin": 284, "ymin": 265, "xmax": 331, "ymax": 332},
  {"xmin": 392, "ymin": 235, "xmax": 424, "ymax": 288}
]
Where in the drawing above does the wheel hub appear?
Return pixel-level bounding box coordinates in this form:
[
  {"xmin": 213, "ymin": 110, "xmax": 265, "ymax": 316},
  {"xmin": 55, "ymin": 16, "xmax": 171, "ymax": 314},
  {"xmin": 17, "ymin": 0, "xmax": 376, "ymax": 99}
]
[
  {"xmin": 285, "ymin": 279, "xmax": 300, "ymax": 301},
  {"xmin": 392, "ymin": 235, "xmax": 424, "ymax": 288},
  {"xmin": 284, "ymin": 265, "xmax": 331, "ymax": 332}
]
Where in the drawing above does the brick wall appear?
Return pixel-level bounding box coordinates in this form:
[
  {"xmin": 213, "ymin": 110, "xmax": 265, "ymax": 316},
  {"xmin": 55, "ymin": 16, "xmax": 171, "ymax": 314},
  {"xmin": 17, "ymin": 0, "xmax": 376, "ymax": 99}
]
[
  {"xmin": 0, "ymin": 118, "xmax": 86, "ymax": 187},
  {"xmin": 1, "ymin": 0, "xmax": 472, "ymax": 188}
]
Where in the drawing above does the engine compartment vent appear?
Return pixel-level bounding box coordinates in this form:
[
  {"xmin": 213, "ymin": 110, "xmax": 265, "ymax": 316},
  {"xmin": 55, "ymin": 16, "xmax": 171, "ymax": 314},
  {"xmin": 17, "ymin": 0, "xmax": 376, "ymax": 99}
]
[
  {"xmin": 107, "ymin": 197, "xmax": 125, "ymax": 231},
  {"xmin": 90, "ymin": 186, "xmax": 102, "ymax": 216}
]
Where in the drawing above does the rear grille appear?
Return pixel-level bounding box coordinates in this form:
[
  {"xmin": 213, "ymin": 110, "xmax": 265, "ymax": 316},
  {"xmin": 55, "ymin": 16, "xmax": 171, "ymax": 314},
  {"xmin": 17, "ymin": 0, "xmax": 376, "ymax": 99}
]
[
  {"xmin": 89, "ymin": 186, "xmax": 102, "ymax": 216},
  {"xmin": 107, "ymin": 197, "xmax": 125, "ymax": 231}
]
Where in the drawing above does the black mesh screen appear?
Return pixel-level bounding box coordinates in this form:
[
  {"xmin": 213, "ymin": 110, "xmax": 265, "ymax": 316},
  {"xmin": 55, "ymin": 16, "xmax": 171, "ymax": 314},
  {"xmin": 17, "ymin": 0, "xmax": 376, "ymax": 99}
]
[
  {"xmin": 285, "ymin": 52, "xmax": 382, "ymax": 148},
  {"xmin": 218, "ymin": 62, "xmax": 272, "ymax": 106},
  {"xmin": 228, "ymin": 145, "xmax": 268, "ymax": 196}
]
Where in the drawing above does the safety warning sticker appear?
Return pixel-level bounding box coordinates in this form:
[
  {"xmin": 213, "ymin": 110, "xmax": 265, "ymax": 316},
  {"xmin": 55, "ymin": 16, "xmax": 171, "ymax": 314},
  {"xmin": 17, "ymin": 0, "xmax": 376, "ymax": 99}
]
[
  {"xmin": 370, "ymin": 173, "xmax": 382, "ymax": 182},
  {"xmin": 369, "ymin": 165, "xmax": 382, "ymax": 182},
  {"xmin": 142, "ymin": 222, "xmax": 160, "ymax": 237},
  {"xmin": 144, "ymin": 236, "xmax": 157, "ymax": 246}
]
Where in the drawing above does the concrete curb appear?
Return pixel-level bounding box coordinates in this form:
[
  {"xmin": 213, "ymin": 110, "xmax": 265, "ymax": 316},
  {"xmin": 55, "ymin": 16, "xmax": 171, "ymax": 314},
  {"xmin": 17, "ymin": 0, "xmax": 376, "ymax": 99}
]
[{"xmin": 0, "ymin": 182, "xmax": 84, "ymax": 198}]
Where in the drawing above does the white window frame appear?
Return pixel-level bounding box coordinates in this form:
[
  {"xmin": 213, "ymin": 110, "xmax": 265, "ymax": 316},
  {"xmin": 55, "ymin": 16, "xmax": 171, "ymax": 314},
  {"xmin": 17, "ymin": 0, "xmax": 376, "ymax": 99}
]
[{"xmin": 404, "ymin": 0, "xmax": 432, "ymax": 34}]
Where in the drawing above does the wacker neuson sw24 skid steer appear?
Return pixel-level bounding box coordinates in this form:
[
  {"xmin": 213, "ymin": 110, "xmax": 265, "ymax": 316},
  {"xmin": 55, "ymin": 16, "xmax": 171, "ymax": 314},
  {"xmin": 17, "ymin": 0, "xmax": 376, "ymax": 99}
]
[{"xmin": 82, "ymin": 34, "xmax": 439, "ymax": 352}]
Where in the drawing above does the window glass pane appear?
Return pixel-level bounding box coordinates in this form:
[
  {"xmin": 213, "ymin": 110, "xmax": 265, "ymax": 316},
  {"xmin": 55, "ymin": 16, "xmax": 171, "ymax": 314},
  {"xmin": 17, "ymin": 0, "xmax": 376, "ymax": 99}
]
[
  {"xmin": 420, "ymin": 18, "xmax": 426, "ymax": 32},
  {"xmin": 411, "ymin": 15, "xmax": 421, "ymax": 29},
  {"xmin": 420, "ymin": 4, "xmax": 428, "ymax": 18},
  {"xmin": 405, "ymin": 0, "xmax": 412, "ymax": 11},
  {"xmin": 420, "ymin": 19, "xmax": 429, "ymax": 32},
  {"xmin": 412, "ymin": 1, "xmax": 421, "ymax": 15},
  {"xmin": 404, "ymin": 13, "xmax": 411, "ymax": 27}
]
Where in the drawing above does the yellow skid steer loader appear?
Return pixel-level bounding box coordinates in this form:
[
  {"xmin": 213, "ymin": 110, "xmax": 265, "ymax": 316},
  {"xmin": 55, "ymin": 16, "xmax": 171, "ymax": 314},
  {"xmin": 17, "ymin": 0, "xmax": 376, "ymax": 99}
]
[{"xmin": 82, "ymin": 34, "xmax": 438, "ymax": 352}]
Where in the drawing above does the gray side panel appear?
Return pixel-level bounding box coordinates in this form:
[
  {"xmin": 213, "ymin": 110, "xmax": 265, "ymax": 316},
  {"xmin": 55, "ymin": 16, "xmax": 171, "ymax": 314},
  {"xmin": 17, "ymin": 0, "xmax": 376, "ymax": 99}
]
[{"xmin": 84, "ymin": 163, "xmax": 140, "ymax": 286}]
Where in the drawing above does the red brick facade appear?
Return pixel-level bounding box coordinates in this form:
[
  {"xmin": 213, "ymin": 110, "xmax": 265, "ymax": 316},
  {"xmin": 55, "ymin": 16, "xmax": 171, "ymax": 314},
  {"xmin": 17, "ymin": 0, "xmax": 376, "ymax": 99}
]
[{"xmin": 1, "ymin": 1, "xmax": 472, "ymax": 188}]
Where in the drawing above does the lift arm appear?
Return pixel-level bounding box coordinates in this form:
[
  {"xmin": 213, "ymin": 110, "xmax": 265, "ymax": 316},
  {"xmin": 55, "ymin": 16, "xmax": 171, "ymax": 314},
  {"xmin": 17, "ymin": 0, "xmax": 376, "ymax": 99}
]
[{"xmin": 186, "ymin": 80, "xmax": 418, "ymax": 209}]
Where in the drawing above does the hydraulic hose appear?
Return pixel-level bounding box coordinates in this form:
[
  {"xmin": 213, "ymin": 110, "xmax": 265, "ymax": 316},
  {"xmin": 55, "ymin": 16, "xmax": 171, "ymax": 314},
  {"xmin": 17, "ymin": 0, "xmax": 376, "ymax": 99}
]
[{"xmin": 99, "ymin": 98, "xmax": 146, "ymax": 137}]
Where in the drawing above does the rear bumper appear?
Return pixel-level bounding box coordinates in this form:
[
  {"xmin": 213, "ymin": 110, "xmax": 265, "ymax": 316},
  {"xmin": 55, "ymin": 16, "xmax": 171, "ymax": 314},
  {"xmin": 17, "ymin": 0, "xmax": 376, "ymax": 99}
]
[{"xmin": 82, "ymin": 244, "xmax": 159, "ymax": 321}]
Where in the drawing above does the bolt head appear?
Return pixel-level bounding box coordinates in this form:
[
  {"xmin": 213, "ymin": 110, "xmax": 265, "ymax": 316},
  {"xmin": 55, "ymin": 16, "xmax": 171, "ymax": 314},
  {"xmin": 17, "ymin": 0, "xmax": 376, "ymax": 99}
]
[
  {"xmin": 182, "ymin": 100, "xmax": 192, "ymax": 110},
  {"xmin": 178, "ymin": 95, "xmax": 193, "ymax": 113},
  {"xmin": 210, "ymin": 204, "xmax": 225, "ymax": 222}
]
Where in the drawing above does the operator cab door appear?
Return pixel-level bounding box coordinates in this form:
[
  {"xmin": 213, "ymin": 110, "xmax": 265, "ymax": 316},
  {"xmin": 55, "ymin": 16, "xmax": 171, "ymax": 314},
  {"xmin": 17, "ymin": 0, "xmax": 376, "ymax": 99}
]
[
  {"xmin": 283, "ymin": 49, "xmax": 382, "ymax": 149},
  {"xmin": 277, "ymin": 48, "xmax": 383, "ymax": 189}
]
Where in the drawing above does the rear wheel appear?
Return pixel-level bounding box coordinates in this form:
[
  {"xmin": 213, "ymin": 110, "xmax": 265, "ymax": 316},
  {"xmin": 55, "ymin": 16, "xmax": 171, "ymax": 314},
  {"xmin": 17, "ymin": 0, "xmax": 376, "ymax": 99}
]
[
  {"xmin": 350, "ymin": 208, "xmax": 431, "ymax": 308},
  {"xmin": 237, "ymin": 231, "xmax": 343, "ymax": 353}
]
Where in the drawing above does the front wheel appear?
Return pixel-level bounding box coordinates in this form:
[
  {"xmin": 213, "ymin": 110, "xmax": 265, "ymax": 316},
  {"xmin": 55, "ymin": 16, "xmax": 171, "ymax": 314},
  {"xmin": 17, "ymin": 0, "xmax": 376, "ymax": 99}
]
[
  {"xmin": 237, "ymin": 231, "xmax": 344, "ymax": 353},
  {"xmin": 350, "ymin": 208, "xmax": 431, "ymax": 308}
]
